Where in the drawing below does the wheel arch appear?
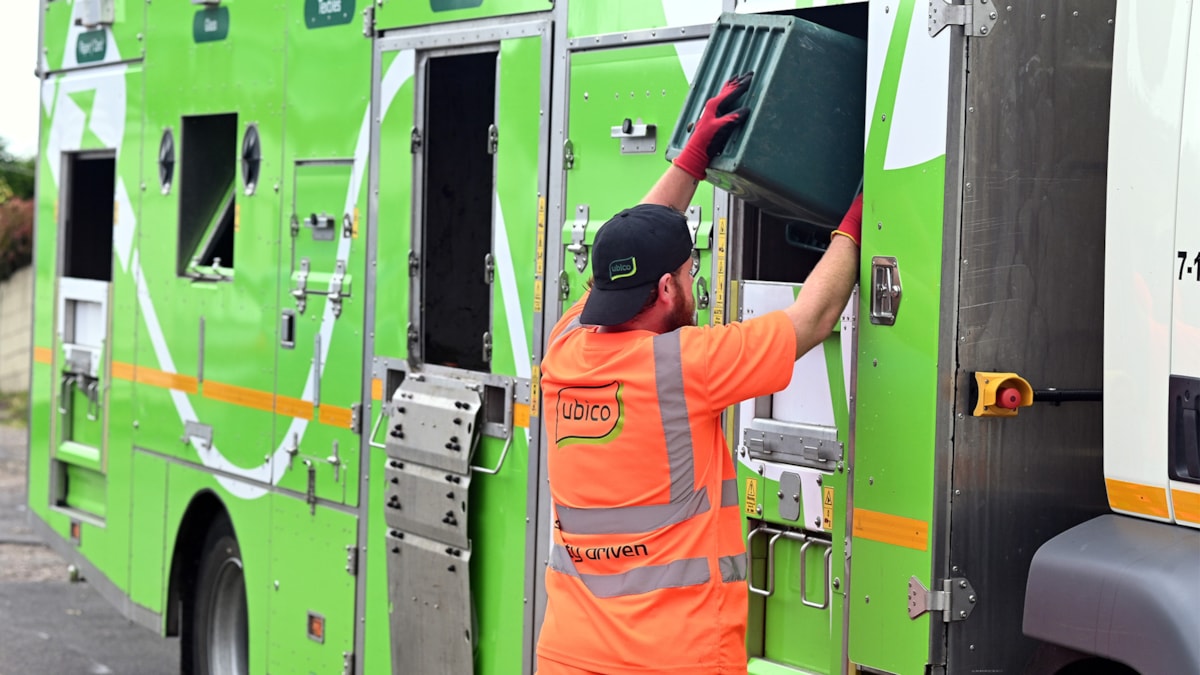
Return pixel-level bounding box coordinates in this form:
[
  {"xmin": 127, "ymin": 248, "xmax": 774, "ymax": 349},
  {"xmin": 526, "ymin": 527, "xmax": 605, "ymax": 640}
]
[{"xmin": 165, "ymin": 489, "xmax": 232, "ymax": 639}]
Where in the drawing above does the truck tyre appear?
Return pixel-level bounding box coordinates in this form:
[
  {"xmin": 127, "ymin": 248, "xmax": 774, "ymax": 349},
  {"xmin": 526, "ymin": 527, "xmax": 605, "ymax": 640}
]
[{"xmin": 191, "ymin": 514, "xmax": 249, "ymax": 675}]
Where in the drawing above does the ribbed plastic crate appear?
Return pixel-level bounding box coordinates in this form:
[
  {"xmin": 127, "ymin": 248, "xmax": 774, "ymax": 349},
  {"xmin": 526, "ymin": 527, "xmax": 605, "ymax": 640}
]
[{"xmin": 666, "ymin": 13, "xmax": 866, "ymax": 227}]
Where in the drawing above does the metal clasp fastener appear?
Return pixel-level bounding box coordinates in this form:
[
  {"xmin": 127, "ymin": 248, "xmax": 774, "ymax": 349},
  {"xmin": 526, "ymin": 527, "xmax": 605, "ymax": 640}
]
[{"xmin": 870, "ymin": 256, "xmax": 902, "ymax": 325}]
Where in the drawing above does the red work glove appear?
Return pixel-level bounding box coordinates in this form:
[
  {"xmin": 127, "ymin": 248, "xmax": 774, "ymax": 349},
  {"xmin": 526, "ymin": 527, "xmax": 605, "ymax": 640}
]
[
  {"xmin": 830, "ymin": 193, "xmax": 863, "ymax": 247},
  {"xmin": 673, "ymin": 72, "xmax": 754, "ymax": 180}
]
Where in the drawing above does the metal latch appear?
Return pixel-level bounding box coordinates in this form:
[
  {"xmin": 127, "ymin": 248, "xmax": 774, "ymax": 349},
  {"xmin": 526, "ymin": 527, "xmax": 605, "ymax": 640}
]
[
  {"xmin": 908, "ymin": 576, "xmax": 978, "ymax": 622},
  {"xmin": 563, "ymin": 139, "xmax": 575, "ymax": 169},
  {"xmin": 328, "ymin": 259, "xmax": 347, "ymax": 318},
  {"xmin": 306, "ymin": 212, "xmax": 337, "ymax": 241},
  {"xmin": 870, "ymin": 256, "xmax": 902, "ymax": 326},
  {"xmin": 305, "ymin": 459, "xmax": 317, "ymax": 515},
  {"xmin": 929, "ymin": 0, "xmax": 999, "ymax": 37},
  {"xmin": 610, "ymin": 117, "xmax": 657, "ymax": 154},
  {"xmin": 695, "ymin": 276, "xmax": 710, "ymax": 310},
  {"xmin": 342, "ymin": 212, "xmax": 354, "ymax": 239},
  {"xmin": 293, "ymin": 258, "xmax": 310, "ymax": 314},
  {"xmin": 487, "ymin": 124, "xmax": 499, "ymax": 155},
  {"xmin": 557, "ymin": 270, "xmax": 570, "ymax": 300},
  {"xmin": 361, "ymin": 4, "xmax": 374, "ymax": 37},
  {"xmin": 327, "ymin": 439, "xmax": 342, "ymax": 482},
  {"xmin": 567, "ymin": 205, "xmax": 590, "ymax": 273}
]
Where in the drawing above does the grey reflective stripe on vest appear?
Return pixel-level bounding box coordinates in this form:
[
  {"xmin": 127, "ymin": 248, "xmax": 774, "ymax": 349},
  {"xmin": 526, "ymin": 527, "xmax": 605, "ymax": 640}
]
[
  {"xmin": 548, "ymin": 544, "xmax": 712, "ymax": 598},
  {"xmin": 719, "ymin": 554, "xmax": 747, "ymax": 583},
  {"xmin": 721, "ymin": 478, "xmax": 737, "ymax": 507},
  {"xmin": 653, "ymin": 331, "xmax": 696, "ymax": 502}
]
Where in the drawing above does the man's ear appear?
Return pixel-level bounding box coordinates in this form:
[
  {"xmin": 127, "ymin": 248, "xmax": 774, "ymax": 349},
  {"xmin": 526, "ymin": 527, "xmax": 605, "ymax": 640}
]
[{"xmin": 657, "ymin": 272, "xmax": 675, "ymax": 303}]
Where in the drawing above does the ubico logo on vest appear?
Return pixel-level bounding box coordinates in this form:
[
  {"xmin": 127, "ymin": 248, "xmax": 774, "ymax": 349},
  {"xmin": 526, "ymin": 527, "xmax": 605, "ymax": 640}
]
[{"xmin": 554, "ymin": 382, "xmax": 624, "ymax": 447}]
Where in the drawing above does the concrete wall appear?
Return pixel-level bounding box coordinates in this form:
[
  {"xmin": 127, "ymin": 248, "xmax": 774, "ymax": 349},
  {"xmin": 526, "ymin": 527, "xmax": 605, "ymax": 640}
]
[{"xmin": 0, "ymin": 266, "xmax": 33, "ymax": 394}]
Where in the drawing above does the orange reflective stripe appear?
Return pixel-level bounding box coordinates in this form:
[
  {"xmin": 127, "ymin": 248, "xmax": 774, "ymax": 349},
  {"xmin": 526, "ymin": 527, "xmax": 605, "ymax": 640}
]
[{"xmin": 548, "ymin": 544, "xmax": 710, "ymax": 598}]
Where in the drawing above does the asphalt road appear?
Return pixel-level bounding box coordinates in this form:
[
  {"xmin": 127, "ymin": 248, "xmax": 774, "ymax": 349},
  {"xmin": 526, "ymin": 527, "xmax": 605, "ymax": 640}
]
[{"xmin": 0, "ymin": 422, "xmax": 180, "ymax": 674}]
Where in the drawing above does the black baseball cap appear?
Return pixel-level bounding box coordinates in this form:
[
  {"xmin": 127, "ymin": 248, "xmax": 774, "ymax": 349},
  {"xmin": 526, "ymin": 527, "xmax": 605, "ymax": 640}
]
[{"xmin": 580, "ymin": 204, "xmax": 694, "ymax": 326}]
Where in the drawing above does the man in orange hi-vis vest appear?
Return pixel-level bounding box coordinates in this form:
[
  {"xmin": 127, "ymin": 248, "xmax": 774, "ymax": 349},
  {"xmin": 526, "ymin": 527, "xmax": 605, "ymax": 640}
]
[{"xmin": 536, "ymin": 72, "xmax": 862, "ymax": 675}]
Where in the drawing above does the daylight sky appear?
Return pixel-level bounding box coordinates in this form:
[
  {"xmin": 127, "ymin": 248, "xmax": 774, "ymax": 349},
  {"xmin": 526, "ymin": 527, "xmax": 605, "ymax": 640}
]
[{"xmin": 1, "ymin": 2, "xmax": 43, "ymax": 158}]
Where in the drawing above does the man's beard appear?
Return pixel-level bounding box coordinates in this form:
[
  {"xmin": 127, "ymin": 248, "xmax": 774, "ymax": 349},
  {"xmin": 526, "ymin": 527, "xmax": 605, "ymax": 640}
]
[{"xmin": 666, "ymin": 276, "xmax": 696, "ymax": 331}]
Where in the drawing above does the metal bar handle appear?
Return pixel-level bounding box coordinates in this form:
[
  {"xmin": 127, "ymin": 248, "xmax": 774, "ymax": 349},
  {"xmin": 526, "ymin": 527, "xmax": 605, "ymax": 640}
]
[
  {"xmin": 368, "ymin": 406, "xmax": 389, "ymax": 450},
  {"xmin": 85, "ymin": 380, "xmax": 100, "ymax": 421},
  {"xmin": 746, "ymin": 525, "xmax": 777, "ymax": 597},
  {"xmin": 471, "ymin": 434, "xmax": 513, "ymax": 476},
  {"xmin": 799, "ymin": 539, "xmax": 834, "ymax": 610},
  {"xmin": 58, "ymin": 372, "xmax": 75, "ymax": 415}
]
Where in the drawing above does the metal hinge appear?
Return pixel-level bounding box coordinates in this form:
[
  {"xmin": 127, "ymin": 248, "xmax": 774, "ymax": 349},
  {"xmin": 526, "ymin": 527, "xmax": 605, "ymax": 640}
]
[
  {"xmin": 567, "ymin": 204, "xmax": 590, "ymax": 273},
  {"xmin": 487, "ymin": 123, "xmax": 499, "ymax": 155},
  {"xmin": 482, "ymin": 331, "xmax": 492, "ymax": 364},
  {"xmin": 345, "ymin": 544, "xmax": 358, "ymax": 576},
  {"xmin": 407, "ymin": 323, "xmax": 419, "ymax": 349},
  {"xmin": 484, "ymin": 252, "xmax": 495, "ymax": 285},
  {"xmin": 929, "ymin": 0, "xmax": 999, "ymax": 38},
  {"xmin": 410, "ymin": 127, "xmax": 422, "ymax": 154},
  {"xmin": 361, "ymin": 5, "xmax": 374, "ymax": 37},
  {"xmin": 342, "ymin": 650, "xmax": 355, "ymax": 675},
  {"xmin": 349, "ymin": 402, "xmax": 363, "ymax": 435},
  {"xmin": 292, "ymin": 258, "xmax": 310, "ymax": 314},
  {"xmin": 870, "ymin": 256, "xmax": 902, "ymax": 326},
  {"xmin": 305, "ymin": 460, "xmax": 317, "ymax": 515},
  {"xmin": 563, "ymin": 139, "xmax": 575, "ymax": 169},
  {"xmin": 908, "ymin": 576, "xmax": 978, "ymax": 622},
  {"xmin": 408, "ymin": 250, "xmax": 419, "ymax": 277},
  {"xmin": 328, "ymin": 259, "xmax": 347, "ymax": 319},
  {"xmin": 685, "ymin": 205, "xmax": 701, "ymax": 244}
]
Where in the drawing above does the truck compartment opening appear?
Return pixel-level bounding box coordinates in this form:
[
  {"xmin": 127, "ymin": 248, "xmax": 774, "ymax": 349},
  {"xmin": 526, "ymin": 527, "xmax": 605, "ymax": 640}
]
[
  {"xmin": 63, "ymin": 153, "xmax": 116, "ymax": 282},
  {"xmin": 420, "ymin": 50, "xmax": 497, "ymax": 372},
  {"xmin": 178, "ymin": 113, "xmax": 238, "ymax": 275}
]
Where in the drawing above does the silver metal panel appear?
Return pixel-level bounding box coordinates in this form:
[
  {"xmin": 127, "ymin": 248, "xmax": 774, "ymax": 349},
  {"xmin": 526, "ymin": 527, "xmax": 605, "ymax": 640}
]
[
  {"xmin": 744, "ymin": 418, "xmax": 843, "ymax": 469},
  {"xmin": 948, "ymin": 3, "xmax": 1115, "ymax": 673},
  {"xmin": 778, "ymin": 471, "xmax": 801, "ymax": 522},
  {"xmin": 384, "ymin": 459, "xmax": 471, "ymax": 549},
  {"xmin": 530, "ymin": 3, "xmax": 570, "ymax": 670},
  {"xmin": 567, "ymin": 24, "xmax": 713, "ymax": 52},
  {"xmin": 385, "ymin": 531, "xmax": 473, "ymax": 675},
  {"xmin": 377, "ymin": 15, "xmax": 549, "ymax": 50},
  {"xmin": 386, "ymin": 374, "xmax": 482, "ymax": 474}
]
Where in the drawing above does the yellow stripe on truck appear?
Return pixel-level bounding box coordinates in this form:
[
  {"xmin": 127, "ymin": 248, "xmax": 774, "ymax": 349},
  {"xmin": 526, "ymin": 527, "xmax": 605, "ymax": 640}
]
[{"xmin": 853, "ymin": 508, "xmax": 929, "ymax": 551}]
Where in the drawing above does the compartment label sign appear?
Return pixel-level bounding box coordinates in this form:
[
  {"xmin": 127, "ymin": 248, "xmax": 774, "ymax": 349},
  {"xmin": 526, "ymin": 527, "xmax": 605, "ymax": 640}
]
[
  {"xmin": 76, "ymin": 30, "xmax": 107, "ymax": 64},
  {"xmin": 305, "ymin": 0, "xmax": 356, "ymax": 28},
  {"xmin": 193, "ymin": 7, "xmax": 230, "ymax": 43}
]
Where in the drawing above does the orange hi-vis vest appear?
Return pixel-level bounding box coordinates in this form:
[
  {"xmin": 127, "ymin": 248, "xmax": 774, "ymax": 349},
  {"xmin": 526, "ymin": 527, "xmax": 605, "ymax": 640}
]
[{"xmin": 536, "ymin": 295, "xmax": 796, "ymax": 675}]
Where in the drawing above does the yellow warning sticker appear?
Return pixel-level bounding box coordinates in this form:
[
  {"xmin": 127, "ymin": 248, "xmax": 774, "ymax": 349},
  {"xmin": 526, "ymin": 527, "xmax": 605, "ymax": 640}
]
[
  {"xmin": 714, "ymin": 217, "xmax": 728, "ymax": 325},
  {"xmin": 822, "ymin": 486, "xmax": 835, "ymax": 530},
  {"xmin": 530, "ymin": 365, "xmax": 541, "ymax": 419},
  {"xmin": 744, "ymin": 477, "xmax": 759, "ymax": 517}
]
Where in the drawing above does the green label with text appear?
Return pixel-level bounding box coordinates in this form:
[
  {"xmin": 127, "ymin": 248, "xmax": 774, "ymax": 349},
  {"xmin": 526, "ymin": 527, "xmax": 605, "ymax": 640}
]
[
  {"xmin": 76, "ymin": 30, "xmax": 107, "ymax": 64},
  {"xmin": 193, "ymin": 7, "xmax": 230, "ymax": 43},
  {"xmin": 430, "ymin": 0, "xmax": 484, "ymax": 11},
  {"xmin": 305, "ymin": 0, "xmax": 355, "ymax": 28}
]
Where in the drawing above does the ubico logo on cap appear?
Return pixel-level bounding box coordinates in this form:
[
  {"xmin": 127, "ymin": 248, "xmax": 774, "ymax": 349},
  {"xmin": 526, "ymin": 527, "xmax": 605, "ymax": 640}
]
[
  {"xmin": 608, "ymin": 257, "xmax": 637, "ymax": 281},
  {"xmin": 554, "ymin": 382, "xmax": 625, "ymax": 447}
]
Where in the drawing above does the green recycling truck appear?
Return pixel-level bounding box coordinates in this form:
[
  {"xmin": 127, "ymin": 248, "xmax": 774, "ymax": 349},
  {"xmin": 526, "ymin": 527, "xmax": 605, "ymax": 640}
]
[{"xmin": 27, "ymin": 0, "xmax": 1200, "ymax": 673}]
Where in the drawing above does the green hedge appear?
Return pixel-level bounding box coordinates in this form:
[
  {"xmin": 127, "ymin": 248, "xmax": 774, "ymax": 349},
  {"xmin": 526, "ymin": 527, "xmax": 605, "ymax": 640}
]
[{"xmin": 0, "ymin": 197, "xmax": 33, "ymax": 283}]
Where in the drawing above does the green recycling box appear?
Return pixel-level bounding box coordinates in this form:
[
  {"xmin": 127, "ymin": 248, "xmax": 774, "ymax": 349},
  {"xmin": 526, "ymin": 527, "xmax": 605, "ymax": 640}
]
[{"xmin": 667, "ymin": 12, "xmax": 866, "ymax": 227}]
